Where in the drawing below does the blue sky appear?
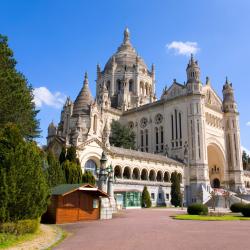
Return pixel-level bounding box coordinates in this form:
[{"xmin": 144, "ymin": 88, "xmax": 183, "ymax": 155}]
[{"xmin": 1, "ymin": 0, "xmax": 250, "ymax": 152}]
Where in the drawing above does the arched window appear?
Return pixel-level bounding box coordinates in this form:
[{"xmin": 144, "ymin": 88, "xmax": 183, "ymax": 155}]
[
  {"xmin": 149, "ymin": 170, "xmax": 156, "ymax": 181},
  {"xmin": 156, "ymin": 171, "xmax": 163, "ymax": 182},
  {"xmin": 117, "ymin": 79, "xmax": 121, "ymax": 93},
  {"xmin": 140, "ymin": 81, "xmax": 144, "ymax": 95},
  {"xmin": 106, "ymin": 80, "xmax": 110, "ymax": 91},
  {"xmin": 123, "ymin": 167, "xmax": 131, "ymax": 179},
  {"xmin": 132, "ymin": 168, "xmax": 140, "ymax": 180},
  {"xmin": 145, "ymin": 83, "xmax": 149, "ymax": 95},
  {"xmin": 114, "ymin": 166, "xmax": 122, "ymax": 179},
  {"xmin": 164, "ymin": 172, "xmax": 170, "ymax": 182},
  {"xmin": 84, "ymin": 160, "xmax": 97, "ymax": 176},
  {"xmin": 93, "ymin": 115, "xmax": 97, "ymax": 133},
  {"xmin": 145, "ymin": 129, "xmax": 148, "ymax": 152},
  {"xmin": 129, "ymin": 79, "xmax": 133, "ymax": 92},
  {"xmin": 160, "ymin": 126, "xmax": 164, "ymax": 152},
  {"xmin": 140, "ymin": 130, "xmax": 144, "ymax": 151},
  {"xmin": 155, "ymin": 127, "xmax": 159, "ymax": 152},
  {"xmin": 141, "ymin": 169, "xmax": 148, "ymax": 180}
]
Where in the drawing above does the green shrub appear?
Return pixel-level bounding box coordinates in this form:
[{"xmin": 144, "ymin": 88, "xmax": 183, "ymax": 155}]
[
  {"xmin": 187, "ymin": 203, "xmax": 208, "ymax": 215},
  {"xmin": 141, "ymin": 186, "xmax": 151, "ymax": 208},
  {"xmin": 230, "ymin": 203, "xmax": 245, "ymax": 213},
  {"xmin": 241, "ymin": 204, "xmax": 250, "ymax": 217},
  {"xmin": 0, "ymin": 219, "xmax": 39, "ymax": 235}
]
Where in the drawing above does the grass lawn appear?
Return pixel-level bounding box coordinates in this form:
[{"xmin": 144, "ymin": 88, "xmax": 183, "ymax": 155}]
[
  {"xmin": 0, "ymin": 229, "xmax": 41, "ymax": 249},
  {"xmin": 173, "ymin": 214, "xmax": 250, "ymax": 221}
]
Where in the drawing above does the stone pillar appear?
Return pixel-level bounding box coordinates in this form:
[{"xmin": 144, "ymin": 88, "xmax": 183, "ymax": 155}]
[{"xmin": 98, "ymin": 151, "xmax": 108, "ymax": 193}]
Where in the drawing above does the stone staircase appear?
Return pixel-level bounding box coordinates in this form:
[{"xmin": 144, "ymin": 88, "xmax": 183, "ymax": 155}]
[{"xmin": 204, "ymin": 188, "xmax": 250, "ymax": 208}]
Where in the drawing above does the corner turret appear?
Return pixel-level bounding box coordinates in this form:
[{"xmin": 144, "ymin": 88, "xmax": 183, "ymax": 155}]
[
  {"xmin": 186, "ymin": 54, "xmax": 202, "ymax": 94},
  {"xmin": 222, "ymin": 77, "xmax": 237, "ymax": 113}
]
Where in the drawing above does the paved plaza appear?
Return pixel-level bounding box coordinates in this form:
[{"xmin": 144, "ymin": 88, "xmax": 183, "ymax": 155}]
[{"xmin": 55, "ymin": 209, "xmax": 250, "ymax": 250}]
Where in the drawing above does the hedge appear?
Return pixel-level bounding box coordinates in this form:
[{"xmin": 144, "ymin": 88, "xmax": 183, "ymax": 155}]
[
  {"xmin": 187, "ymin": 203, "xmax": 208, "ymax": 215},
  {"xmin": 241, "ymin": 204, "xmax": 250, "ymax": 217},
  {"xmin": 230, "ymin": 203, "xmax": 245, "ymax": 213},
  {"xmin": 0, "ymin": 219, "xmax": 39, "ymax": 235}
]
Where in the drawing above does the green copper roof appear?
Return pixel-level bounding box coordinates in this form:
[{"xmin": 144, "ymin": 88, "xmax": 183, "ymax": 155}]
[{"xmin": 51, "ymin": 184, "xmax": 84, "ymax": 195}]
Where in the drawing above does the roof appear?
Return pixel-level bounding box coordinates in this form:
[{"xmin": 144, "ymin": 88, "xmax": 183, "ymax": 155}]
[
  {"xmin": 110, "ymin": 146, "xmax": 183, "ymax": 166},
  {"xmin": 51, "ymin": 183, "xmax": 109, "ymax": 197},
  {"xmin": 114, "ymin": 189, "xmax": 142, "ymax": 193},
  {"xmin": 103, "ymin": 28, "xmax": 147, "ymax": 72},
  {"xmin": 73, "ymin": 72, "xmax": 93, "ymax": 116},
  {"xmin": 52, "ymin": 184, "xmax": 83, "ymax": 195}
]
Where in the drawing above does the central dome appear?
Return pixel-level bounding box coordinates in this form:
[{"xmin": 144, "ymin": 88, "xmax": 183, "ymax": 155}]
[{"xmin": 104, "ymin": 28, "xmax": 147, "ymax": 72}]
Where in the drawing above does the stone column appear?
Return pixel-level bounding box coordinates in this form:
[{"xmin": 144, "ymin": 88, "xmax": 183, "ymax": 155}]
[{"xmin": 98, "ymin": 151, "xmax": 108, "ymax": 193}]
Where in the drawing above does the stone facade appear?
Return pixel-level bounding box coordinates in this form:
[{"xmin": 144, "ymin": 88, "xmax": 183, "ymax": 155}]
[{"xmin": 47, "ymin": 28, "xmax": 246, "ymax": 205}]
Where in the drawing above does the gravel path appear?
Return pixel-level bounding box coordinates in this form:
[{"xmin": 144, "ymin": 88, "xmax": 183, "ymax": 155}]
[
  {"xmin": 55, "ymin": 208, "xmax": 250, "ymax": 250},
  {"xmin": 7, "ymin": 224, "xmax": 61, "ymax": 250}
]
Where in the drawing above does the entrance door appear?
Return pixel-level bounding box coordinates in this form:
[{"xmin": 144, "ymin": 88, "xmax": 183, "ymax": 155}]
[{"xmin": 213, "ymin": 178, "xmax": 220, "ymax": 188}]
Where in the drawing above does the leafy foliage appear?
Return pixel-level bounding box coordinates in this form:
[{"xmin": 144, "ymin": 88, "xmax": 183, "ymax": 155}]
[
  {"xmin": 66, "ymin": 146, "xmax": 78, "ymax": 163},
  {"xmin": 59, "ymin": 146, "xmax": 66, "ymax": 165},
  {"xmin": 46, "ymin": 150, "xmax": 65, "ymax": 187},
  {"xmin": 61, "ymin": 160, "xmax": 82, "ymax": 184},
  {"xmin": 0, "ymin": 124, "xmax": 49, "ymax": 223},
  {"xmin": 170, "ymin": 171, "xmax": 181, "ymax": 207},
  {"xmin": 230, "ymin": 202, "xmax": 245, "ymax": 213},
  {"xmin": 141, "ymin": 186, "xmax": 152, "ymax": 208},
  {"xmin": 242, "ymin": 150, "xmax": 250, "ymax": 170},
  {"xmin": 82, "ymin": 171, "xmax": 96, "ymax": 186},
  {"xmin": 0, "ymin": 219, "xmax": 39, "ymax": 235},
  {"xmin": 241, "ymin": 204, "xmax": 250, "ymax": 217},
  {"xmin": 0, "ymin": 35, "xmax": 39, "ymax": 139},
  {"xmin": 110, "ymin": 120, "xmax": 135, "ymax": 149},
  {"xmin": 187, "ymin": 203, "xmax": 208, "ymax": 215}
]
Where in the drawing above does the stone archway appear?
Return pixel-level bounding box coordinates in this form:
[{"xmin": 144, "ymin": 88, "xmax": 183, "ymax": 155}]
[
  {"xmin": 207, "ymin": 143, "xmax": 225, "ymax": 189},
  {"xmin": 213, "ymin": 178, "xmax": 220, "ymax": 188}
]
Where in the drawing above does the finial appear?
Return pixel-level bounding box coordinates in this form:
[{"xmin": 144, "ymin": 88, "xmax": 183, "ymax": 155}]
[
  {"xmin": 123, "ymin": 27, "xmax": 130, "ymax": 44},
  {"xmin": 206, "ymin": 76, "xmax": 210, "ymax": 85},
  {"xmin": 151, "ymin": 63, "xmax": 155, "ymax": 72},
  {"xmin": 225, "ymin": 76, "xmax": 229, "ymax": 84},
  {"xmin": 84, "ymin": 71, "xmax": 89, "ymax": 85}
]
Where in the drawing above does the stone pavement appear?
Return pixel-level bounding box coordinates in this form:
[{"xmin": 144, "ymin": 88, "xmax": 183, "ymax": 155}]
[{"xmin": 54, "ymin": 208, "xmax": 250, "ymax": 250}]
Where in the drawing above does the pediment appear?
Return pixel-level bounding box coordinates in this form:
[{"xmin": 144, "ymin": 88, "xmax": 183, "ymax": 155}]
[
  {"xmin": 204, "ymin": 86, "xmax": 222, "ymax": 111},
  {"xmin": 162, "ymin": 82, "xmax": 186, "ymax": 100},
  {"xmin": 77, "ymin": 137, "xmax": 113, "ymax": 155}
]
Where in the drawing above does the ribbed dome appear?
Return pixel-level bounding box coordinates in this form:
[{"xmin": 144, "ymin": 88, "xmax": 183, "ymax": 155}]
[
  {"xmin": 104, "ymin": 28, "xmax": 147, "ymax": 71},
  {"xmin": 73, "ymin": 72, "xmax": 93, "ymax": 116}
]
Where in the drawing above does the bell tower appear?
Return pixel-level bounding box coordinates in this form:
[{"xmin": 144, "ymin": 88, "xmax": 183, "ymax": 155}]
[
  {"xmin": 223, "ymin": 77, "xmax": 245, "ymax": 191},
  {"xmin": 186, "ymin": 54, "xmax": 202, "ymax": 94}
]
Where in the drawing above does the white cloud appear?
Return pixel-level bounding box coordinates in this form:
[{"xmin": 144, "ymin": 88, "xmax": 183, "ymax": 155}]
[
  {"xmin": 33, "ymin": 87, "xmax": 66, "ymax": 109},
  {"xmin": 241, "ymin": 146, "xmax": 250, "ymax": 155},
  {"xmin": 166, "ymin": 41, "xmax": 200, "ymax": 56},
  {"xmin": 246, "ymin": 121, "xmax": 250, "ymax": 126}
]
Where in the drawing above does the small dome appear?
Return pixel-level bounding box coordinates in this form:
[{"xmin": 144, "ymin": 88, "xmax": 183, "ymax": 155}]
[
  {"xmin": 104, "ymin": 28, "xmax": 147, "ymax": 72},
  {"xmin": 73, "ymin": 72, "xmax": 93, "ymax": 116}
]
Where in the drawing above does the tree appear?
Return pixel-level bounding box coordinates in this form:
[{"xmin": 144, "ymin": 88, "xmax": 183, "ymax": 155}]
[
  {"xmin": 110, "ymin": 120, "xmax": 136, "ymax": 149},
  {"xmin": 141, "ymin": 186, "xmax": 152, "ymax": 208},
  {"xmin": 242, "ymin": 150, "xmax": 249, "ymax": 170},
  {"xmin": 62, "ymin": 160, "xmax": 82, "ymax": 184},
  {"xmin": 46, "ymin": 150, "xmax": 65, "ymax": 187},
  {"xmin": 0, "ymin": 35, "xmax": 39, "ymax": 139},
  {"xmin": 0, "ymin": 124, "xmax": 49, "ymax": 222},
  {"xmin": 82, "ymin": 171, "xmax": 96, "ymax": 186},
  {"xmin": 170, "ymin": 172, "xmax": 181, "ymax": 207},
  {"xmin": 59, "ymin": 146, "xmax": 66, "ymax": 165},
  {"xmin": 66, "ymin": 146, "xmax": 78, "ymax": 163}
]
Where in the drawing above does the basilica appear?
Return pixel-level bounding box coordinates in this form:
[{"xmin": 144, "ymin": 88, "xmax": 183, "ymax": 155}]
[{"xmin": 47, "ymin": 28, "xmax": 249, "ymax": 206}]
